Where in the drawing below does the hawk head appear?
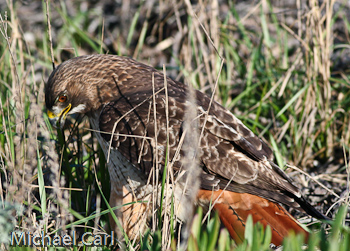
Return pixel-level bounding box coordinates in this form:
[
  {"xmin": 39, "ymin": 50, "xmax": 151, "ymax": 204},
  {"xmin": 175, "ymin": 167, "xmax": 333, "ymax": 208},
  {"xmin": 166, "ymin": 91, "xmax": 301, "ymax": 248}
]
[{"xmin": 45, "ymin": 55, "xmax": 124, "ymax": 127}]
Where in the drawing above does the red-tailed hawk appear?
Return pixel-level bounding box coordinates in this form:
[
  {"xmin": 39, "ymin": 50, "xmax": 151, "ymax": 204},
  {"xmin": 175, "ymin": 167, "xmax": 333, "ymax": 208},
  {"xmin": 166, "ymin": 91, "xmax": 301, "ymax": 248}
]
[{"xmin": 45, "ymin": 54, "xmax": 327, "ymax": 246}]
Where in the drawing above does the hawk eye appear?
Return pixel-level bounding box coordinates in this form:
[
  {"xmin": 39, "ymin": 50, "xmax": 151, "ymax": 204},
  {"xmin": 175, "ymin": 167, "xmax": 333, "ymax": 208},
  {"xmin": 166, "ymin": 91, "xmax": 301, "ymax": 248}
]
[{"xmin": 58, "ymin": 95, "xmax": 67, "ymax": 103}]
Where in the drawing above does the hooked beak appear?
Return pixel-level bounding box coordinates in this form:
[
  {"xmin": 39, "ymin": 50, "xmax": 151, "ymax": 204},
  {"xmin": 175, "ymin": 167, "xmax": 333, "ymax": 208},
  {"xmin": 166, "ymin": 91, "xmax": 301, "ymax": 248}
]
[{"xmin": 47, "ymin": 104, "xmax": 72, "ymax": 129}]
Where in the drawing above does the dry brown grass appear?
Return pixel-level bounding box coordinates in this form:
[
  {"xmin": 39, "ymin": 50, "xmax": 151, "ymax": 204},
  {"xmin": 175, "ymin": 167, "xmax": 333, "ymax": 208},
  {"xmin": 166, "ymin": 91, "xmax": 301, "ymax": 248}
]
[{"xmin": 0, "ymin": 2, "xmax": 70, "ymax": 248}]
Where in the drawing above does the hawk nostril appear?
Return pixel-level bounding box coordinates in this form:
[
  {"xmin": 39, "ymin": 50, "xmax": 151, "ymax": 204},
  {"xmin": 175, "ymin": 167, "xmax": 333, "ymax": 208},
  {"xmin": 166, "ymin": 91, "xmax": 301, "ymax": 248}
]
[{"xmin": 47, "ymin": 110, "xmax": 56, "ymax": 119}]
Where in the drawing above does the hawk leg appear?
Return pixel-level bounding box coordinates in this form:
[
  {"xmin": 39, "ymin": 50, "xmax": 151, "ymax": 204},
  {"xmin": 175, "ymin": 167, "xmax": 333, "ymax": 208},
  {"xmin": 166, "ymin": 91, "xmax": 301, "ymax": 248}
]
[{"xmin": 109, "ymin": 184, "xmax": 150, "ymax": 241}]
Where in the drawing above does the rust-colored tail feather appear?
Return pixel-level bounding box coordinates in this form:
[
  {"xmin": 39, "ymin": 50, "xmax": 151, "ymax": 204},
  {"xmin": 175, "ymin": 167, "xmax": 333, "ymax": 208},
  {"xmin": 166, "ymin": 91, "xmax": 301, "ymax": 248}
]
[{"xmin": 197, "ymin": 190, "xmax": 308, "ymax": 246}]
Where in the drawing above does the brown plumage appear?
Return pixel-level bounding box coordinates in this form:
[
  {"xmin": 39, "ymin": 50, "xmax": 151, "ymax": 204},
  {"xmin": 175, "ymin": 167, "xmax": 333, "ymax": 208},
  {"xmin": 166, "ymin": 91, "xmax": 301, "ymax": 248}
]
[
  {"xmin": 45, "ymin": 54, "xmax": 327, "ymax": 246},
  {"xmin": 197, "ymin": 190, "xmax": 308, "ymax": 245}
]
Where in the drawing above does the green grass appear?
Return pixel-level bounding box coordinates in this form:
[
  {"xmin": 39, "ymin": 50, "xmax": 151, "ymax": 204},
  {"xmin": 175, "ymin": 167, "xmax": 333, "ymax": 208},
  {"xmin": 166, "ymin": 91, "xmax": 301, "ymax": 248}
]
[{"xmin": 1, "ymin": 0, "xmax": 349, "ymax": 250}]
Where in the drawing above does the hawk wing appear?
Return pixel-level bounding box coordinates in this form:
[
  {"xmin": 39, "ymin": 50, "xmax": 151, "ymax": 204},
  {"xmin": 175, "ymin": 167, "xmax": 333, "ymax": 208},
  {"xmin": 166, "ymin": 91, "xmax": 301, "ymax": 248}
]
[{"xmin": 97, "ymin": 70, "xmax": 306, "ymax": 211}]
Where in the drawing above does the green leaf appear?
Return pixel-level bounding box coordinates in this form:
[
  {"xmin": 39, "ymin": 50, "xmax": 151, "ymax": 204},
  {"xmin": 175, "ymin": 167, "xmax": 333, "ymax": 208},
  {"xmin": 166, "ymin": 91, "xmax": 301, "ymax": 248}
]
[
  {"xmin": 207, "ymin": 213, "xmax": 220, "ymax": 251},
  {"xmin": 245, "ymin": 215, "xmax": 254, "ymax": 246}
]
